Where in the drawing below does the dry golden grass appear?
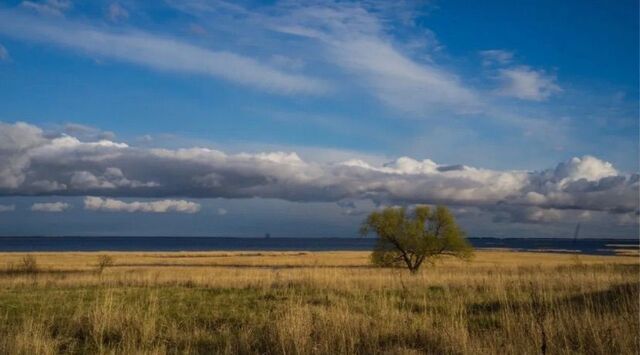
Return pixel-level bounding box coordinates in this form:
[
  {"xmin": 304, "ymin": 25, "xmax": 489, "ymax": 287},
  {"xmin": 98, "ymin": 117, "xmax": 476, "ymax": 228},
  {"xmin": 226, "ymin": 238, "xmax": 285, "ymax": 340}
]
[{"xmin": 0, "ymin": 250, "xmax": 638, "ymax": 354}]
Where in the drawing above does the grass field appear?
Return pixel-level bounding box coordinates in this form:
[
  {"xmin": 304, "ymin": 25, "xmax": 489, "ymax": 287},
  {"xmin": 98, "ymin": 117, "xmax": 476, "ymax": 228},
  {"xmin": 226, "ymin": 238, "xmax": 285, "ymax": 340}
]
[{"xmin": 0, "ymin": 250, "xmax": 638, "ymax": 354}]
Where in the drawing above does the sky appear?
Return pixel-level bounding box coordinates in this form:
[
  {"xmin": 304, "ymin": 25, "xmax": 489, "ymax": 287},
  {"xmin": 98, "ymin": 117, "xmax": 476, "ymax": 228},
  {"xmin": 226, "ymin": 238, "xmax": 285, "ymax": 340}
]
[{"xmin": 0, "ymin": 0, "xmax": 637, "ymax": 238}]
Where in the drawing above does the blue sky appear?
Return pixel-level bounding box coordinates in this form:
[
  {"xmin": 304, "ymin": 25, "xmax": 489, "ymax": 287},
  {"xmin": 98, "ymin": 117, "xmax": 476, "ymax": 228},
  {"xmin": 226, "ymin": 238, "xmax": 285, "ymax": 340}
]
[{"xmin": 0, "ymin": 0, "xmax": 637, "ymax": 238}]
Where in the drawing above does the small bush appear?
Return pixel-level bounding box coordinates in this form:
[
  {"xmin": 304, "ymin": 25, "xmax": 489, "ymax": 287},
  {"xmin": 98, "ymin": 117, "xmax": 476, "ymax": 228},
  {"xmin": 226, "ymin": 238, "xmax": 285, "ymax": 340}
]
[
  {"xmin": 96, "ymin": 255, "xmax": 114, "ymax": 274},
  {"xmin": 20, "ymin": 255, "xmax": 38, "ymax": 274}
]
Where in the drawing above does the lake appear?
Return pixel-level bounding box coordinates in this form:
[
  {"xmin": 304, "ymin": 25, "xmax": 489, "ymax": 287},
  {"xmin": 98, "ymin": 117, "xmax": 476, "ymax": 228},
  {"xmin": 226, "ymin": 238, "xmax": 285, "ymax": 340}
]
[{"xmin": 0, "ymin": 236, "xmax": 637, "ymax": 255}]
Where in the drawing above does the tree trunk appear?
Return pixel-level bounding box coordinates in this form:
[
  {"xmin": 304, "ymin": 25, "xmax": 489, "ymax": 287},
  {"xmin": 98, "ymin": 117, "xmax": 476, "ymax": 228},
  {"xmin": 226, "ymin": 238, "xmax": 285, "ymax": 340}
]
[
  {"xmin": 407, "ymin": 256, "xmax": 426, "ymax": 274},
  {"xmin": 408, "ymin": 264, "xmax": 419, "ymax": 274}
]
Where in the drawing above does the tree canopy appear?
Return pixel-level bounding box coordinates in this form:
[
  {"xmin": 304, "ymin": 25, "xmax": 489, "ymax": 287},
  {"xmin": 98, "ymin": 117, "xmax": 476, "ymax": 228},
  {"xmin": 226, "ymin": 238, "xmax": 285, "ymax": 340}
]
[{"xmin": 360, "ymin": 205, "xmax": 472, "ymax": 273}]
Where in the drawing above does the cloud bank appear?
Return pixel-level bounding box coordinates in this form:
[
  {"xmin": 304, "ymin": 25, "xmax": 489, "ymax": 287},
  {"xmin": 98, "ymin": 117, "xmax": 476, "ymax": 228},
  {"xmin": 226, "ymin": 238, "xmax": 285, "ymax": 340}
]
[
  {"xmin": 0, "ymin": 122, "xmax": 637, "ymax": 224},
  {"xmin": 84, "ymin": 197, "xmax": 201, "ymax": 213},
  {"xmin": 31, "ymin": 202, "xmax": 70, "ymax": 212},
  {"xmin": 0, "ymin": 204, "xmax": 15, "ymax": 212}
]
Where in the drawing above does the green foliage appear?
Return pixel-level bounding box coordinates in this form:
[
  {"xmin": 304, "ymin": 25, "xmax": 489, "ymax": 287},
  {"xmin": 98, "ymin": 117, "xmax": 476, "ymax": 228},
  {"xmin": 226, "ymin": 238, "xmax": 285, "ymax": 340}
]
[{"xmin": 361, "ymin": 205, "xmax": 473, "ymax": 273}]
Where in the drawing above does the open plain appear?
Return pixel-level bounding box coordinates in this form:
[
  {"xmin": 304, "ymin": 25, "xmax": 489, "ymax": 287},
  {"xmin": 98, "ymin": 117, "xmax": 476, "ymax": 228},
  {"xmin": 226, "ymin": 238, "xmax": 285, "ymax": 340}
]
[{"xmin": 0, "ymin": 250, "xmax": 638, "ymax": 354}]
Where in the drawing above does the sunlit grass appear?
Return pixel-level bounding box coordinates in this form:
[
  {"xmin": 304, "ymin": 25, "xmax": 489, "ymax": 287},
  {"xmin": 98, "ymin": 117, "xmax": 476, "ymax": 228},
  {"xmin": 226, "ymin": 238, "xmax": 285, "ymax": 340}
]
[{"xmin": 0, "ymin": 251, "xmax": 637, "ymax": 354}]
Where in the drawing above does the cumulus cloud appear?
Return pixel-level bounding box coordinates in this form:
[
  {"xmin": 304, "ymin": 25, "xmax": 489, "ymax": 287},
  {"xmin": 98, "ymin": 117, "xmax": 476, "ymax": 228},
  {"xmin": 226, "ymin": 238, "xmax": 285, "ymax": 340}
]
[
  {"xmin": 0, "ymin": 204, "xmax": 15, "ymax": 212},
  {"xmin": 0, "ymin": 121, "xmax": 46, "ymax": 188},
  {"xmin": 496, "ymin": 66, "xmax": 562, "ymax": 101},
  {"xmin": 0, "ymin": 122, "xmax": 637, "ymax": 222},
  {"xmin": 70, "ymin": 168, "xmax": 158, "ymax": 190},
  {"xmin": 63, "ymin": 123, "xmax": 116, "ymax": 142},
  {"xmin": 31, "ymin": 202, "xmax": 70, "ymax": 212},
  {"xmin": 216, "ymin": 208, "xmax": 228, "ymax": 216},
  {"xmin": 84, "ymin": 196, "xmax": 201, "ymax": 213},
  {"xmin": 0, "ymin": 9, "xmax": 329, "ymax": 95}
]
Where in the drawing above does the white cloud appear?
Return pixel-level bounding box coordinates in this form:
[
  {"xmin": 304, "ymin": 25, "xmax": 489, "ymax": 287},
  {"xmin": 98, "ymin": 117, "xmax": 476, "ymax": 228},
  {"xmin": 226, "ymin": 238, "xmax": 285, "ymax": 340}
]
[
  {"xmin": 335, "ymin": 38, "xmax": 479, "ymax": 114},
  {"xmin": 0, "ymin": 122, "xmax": 46, "ymax": 189},
  {"xmin": 84, "ymin": 196, "xmax": 201, "ymax": 213},
  {"xmin": 524, "ymin": 207, "xmax": 564, "ymax": 223},
  {"xmin": 21, "ymin": 0, "xmax": 71, "ymax": 17},
  {"xmin": 269, "ymin": 3, "xmax": 479, "ymax": 115},
  {"xmin": 490, "ymin": 205, "xmax": 602, "ymax": 224},
  {"xmin": 31, "ymin": 180, "xmax": 67, "ymax": 191},
  {"xmin": 0, "ymin": 9, "xmax": 329, "ymax": 95},
  {"xmin": 480, "ymin": 49, "xmax": 513, "ymax": 66},
  {"xmin": 479, "ymin": 49, "xmax": 562, "ymax": 102},
  {"xmin": 31, "ymin": 202, "xmax": 70, "ymax": 212},
  {"xmin": 69, "ymin": 168, "xmax": 158, "ymax": 190},
  {"xmin": 0, "ymin": 121, "xmax": 637, "ymax": 221},
  {"xmin": 163, "ymin": 1, "xmax": 571, "ymax": 137},
  {"xmin": 496, "ymin": 66, "xmax": 562, "ymax": 101},
  {"xmin": 553, "ymin": 156, "xmax": 618, "ymax": 182},
  {"xmin": 0, "ymin": 204, "xmax": 15, "ymax": 212},
  {"xmin": 63, "ymin": 123, "xmax": 116, "ymax": 141},
  {"xmin": 216, "ymin": 208, "xmax": 228, "ymax": 215}
]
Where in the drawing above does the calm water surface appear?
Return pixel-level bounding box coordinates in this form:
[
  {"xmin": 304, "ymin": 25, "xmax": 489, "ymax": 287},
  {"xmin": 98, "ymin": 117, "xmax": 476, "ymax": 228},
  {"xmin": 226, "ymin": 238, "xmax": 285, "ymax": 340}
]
[{"xmin": 0, "ymin": 237, "xmax": 637, "ymax": 255}]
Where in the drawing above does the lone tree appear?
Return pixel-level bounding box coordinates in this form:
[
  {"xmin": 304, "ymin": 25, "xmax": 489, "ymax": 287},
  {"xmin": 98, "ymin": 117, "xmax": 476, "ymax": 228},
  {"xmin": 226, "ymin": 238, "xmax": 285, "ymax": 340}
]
[{"xmin": 360, "ymin": 205, "xmax": 472, "ymax": 273}]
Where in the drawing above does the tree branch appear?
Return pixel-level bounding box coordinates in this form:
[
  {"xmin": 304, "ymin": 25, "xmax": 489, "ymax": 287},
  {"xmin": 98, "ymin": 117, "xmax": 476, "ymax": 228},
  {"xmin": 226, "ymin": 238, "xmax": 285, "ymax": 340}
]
[{"xmin": 386, "ymin": 236, "xmax": 412, "ymax": 269}]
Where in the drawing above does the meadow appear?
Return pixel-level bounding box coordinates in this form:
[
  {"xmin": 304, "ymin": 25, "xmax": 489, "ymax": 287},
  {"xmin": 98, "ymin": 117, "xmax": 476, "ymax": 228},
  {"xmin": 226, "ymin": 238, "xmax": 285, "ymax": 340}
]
[{"xmin": 0, "ymin": 250, "xmax": 637, "ymax": 354}]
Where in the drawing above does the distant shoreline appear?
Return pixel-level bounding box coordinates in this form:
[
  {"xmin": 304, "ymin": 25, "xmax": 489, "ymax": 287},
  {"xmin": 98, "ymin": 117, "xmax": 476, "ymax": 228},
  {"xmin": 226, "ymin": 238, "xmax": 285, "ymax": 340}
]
[{"xmin": 0, "ymin": 236, "xmax": 637, "ymax": 255}]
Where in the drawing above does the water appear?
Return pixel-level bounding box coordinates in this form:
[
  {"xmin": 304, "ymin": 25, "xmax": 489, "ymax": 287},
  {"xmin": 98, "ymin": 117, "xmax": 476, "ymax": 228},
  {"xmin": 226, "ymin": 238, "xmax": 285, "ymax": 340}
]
[{"xmin": 0, "ymin": 237, "xmax": 637, "ymax": 255}]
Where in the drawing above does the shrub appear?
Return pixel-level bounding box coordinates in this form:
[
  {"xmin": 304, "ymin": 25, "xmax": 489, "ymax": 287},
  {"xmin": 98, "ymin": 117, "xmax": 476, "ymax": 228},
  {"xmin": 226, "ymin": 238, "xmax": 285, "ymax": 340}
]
[
  {"xmin": 20, "ymin": 255, "xmax": 38, "ymax": 274},
  {"xmin": 96, "ymin": 255, "xmax": 114, "ymax": 274}
]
